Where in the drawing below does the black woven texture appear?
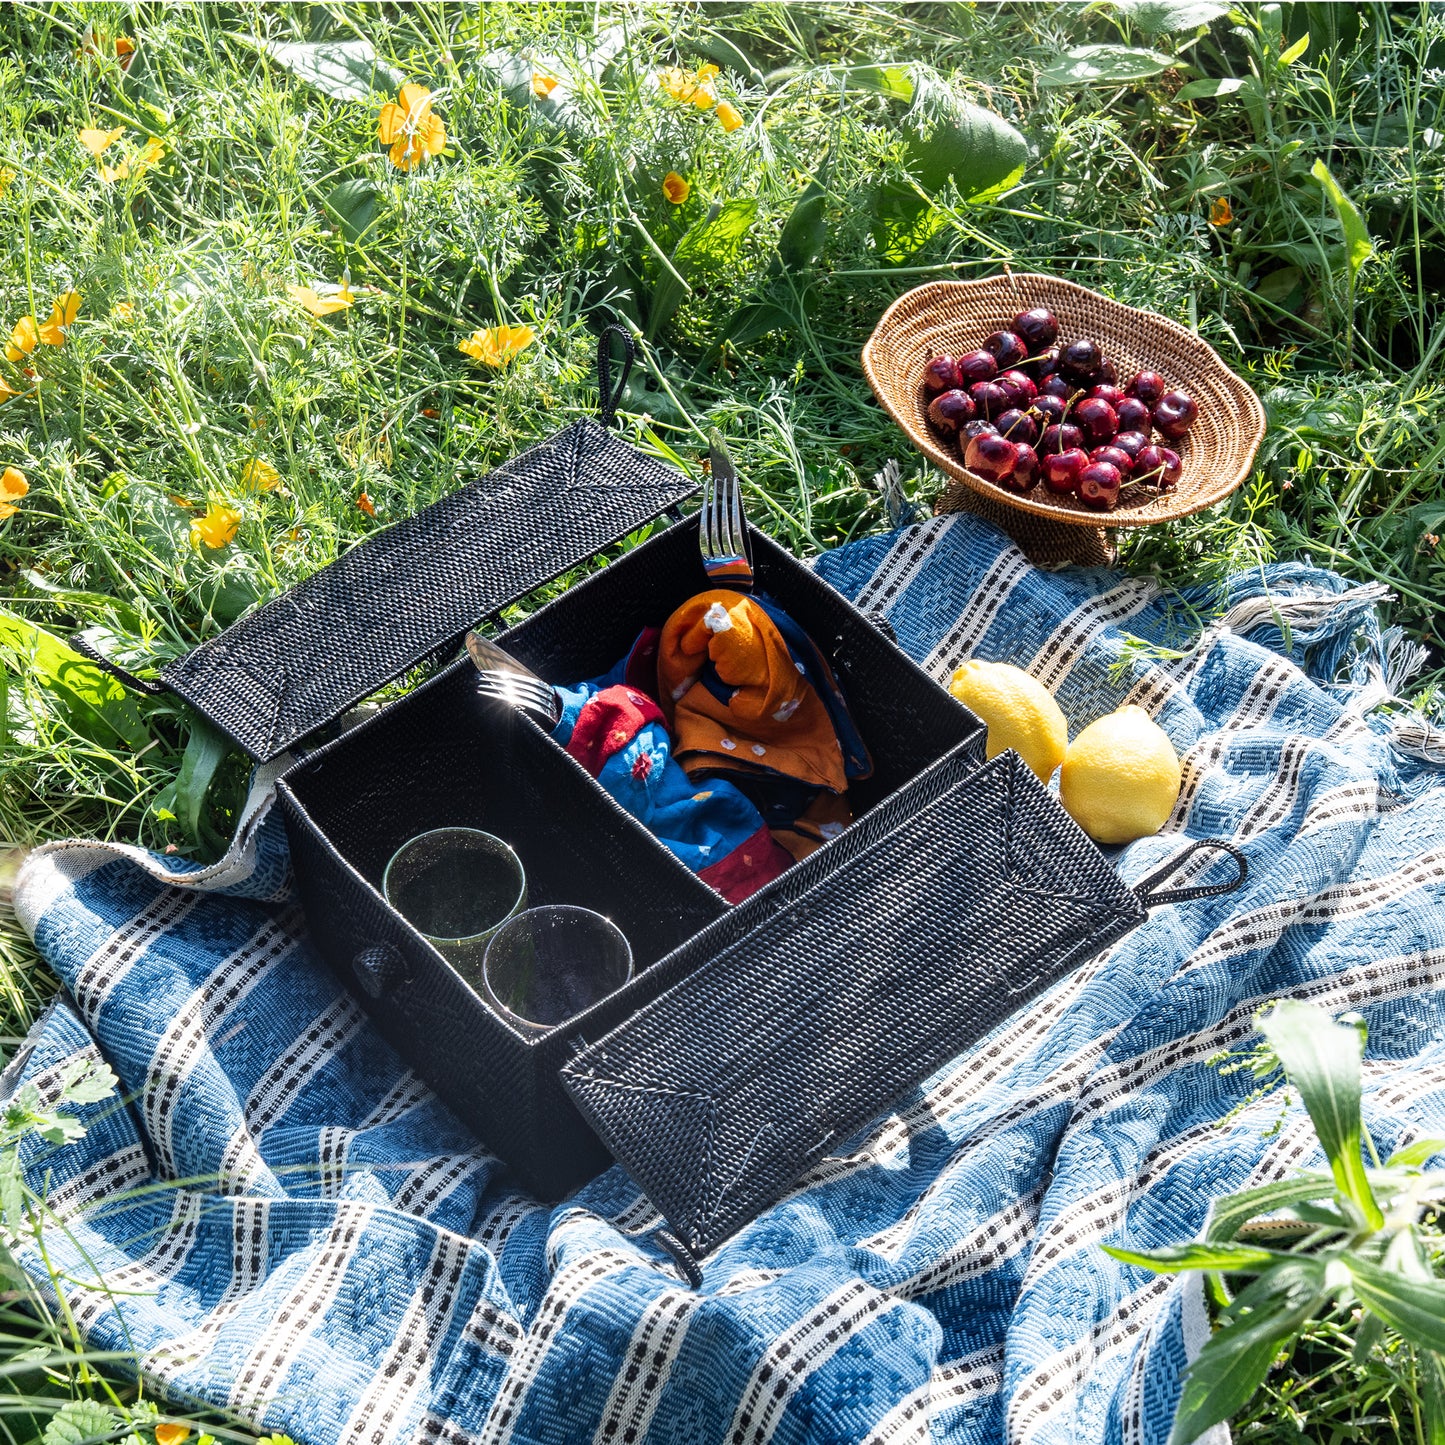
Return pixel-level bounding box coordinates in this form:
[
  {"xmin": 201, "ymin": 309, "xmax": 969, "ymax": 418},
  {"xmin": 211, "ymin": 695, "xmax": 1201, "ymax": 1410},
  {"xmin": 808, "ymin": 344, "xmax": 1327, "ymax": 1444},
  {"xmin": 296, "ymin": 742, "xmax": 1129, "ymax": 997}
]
[
  {"xmin": 279, "ymin": 503, "xmax": 983, "ymax": 1199},
  {"xmin": 562, "ymin": 751, "xmax": 1149, "ymax": 1256},
  {"xmin": 163, "ymin": 418, "xmax": 696, "ymax": 762}
]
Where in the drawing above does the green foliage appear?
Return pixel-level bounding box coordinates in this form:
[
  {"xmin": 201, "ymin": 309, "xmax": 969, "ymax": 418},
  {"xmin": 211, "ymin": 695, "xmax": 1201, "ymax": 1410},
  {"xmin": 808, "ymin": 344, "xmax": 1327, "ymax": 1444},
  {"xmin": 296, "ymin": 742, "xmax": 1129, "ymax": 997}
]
[{"xmin": 1105, "ymin": 1003, "xmax": 1445, "ymax": 1444}]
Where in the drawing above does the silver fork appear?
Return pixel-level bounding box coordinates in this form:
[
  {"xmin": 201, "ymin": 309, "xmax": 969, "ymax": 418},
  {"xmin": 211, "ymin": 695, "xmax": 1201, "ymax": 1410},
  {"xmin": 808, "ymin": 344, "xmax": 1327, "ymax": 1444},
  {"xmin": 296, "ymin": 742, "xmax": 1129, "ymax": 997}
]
[
  {"xmin": 465, "ymin": 632, "xmax": 561, "ymax": 727},
  {"xmin": 698, "ymin": 429, "xmax": 753, "ymax": 592}
]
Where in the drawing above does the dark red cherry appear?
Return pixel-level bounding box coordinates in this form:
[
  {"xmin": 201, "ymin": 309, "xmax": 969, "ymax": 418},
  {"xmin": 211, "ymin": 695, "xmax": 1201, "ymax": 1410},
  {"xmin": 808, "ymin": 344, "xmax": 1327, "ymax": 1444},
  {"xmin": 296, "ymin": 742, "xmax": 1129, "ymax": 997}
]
[
  {"xmin": 1026, "ymin": 346, "xmax": 1062, "ymax": 382},
  {"xmin": 1090, "ymin": 384, "xmax": 1126, "ymax": 410},
  {"xmin": 1012, "ymin": 307, "xmax": 1059, "ymax": 352},
  {"xmin": 1073, "ymin": 398, "xmax": 1118, "ymax": 446},
  {"xmin": 1040, "ymin": 422, "xmax": 1083, "ymax": 456},
  {"xmin": 1042, "ymin": 448, "xmax": 1088, "ymax": 494},
  {"xmin": 1114, "ymin": 396, "xmax": 1152, "ymax": 433},
  {"xmin": 927, "ymin": 389, "xmax": 977, "ymax": 436},
  {"xmin": 994, "ymin": 408, "xmax": 1039, "ymax": 446},
  {"xmin": 970, "ymin": 380, "xmax": 1010, "ymax": 420},
  {"xmin": 923, "ymin": 355, "xmax": 962, "ymax": 393},
  {"xmin": 962, "ymin": 419, "xmax": 999, "ymax": 442},
  {"xmin": 1110, "ymin": 431, "xmax": 1150, "ymax": 464},
  {"xmin": 982, "ymin": 330, "xmax": 1028, "ymax": 369},
  {"xmin": 1127, "ymin": 370, "xmax": 1167, "ymax": 407},
  {"xmin": 1157, "ymin": 447, "xmax": 1183, "ymax": 488},
  {"xmin": 1153, "ymin": 390, "xmax": 1198, "ymax": 440},
  {"xmin": 1089, "ymin": 359, "xmax": 1118, "ymax": 388},
  {"xmin": 997, "ymin": 369, "xmax": 1038, "ymax": 407},
  {"xmin": 1090, "ymin": 444, "xmax": 1134, "ymax": 479},
  {"xmin": 1077, "ymin": 462, "xmax": 1122, "ymax": 511},
  {"xmin": 956, "ymin": 349, "xmax": 999, "ymax": 385},
  {"xmin": 1039, "ymin": 374, "xmax": 1076, "ymax": 402},
  {"xmin": 1009, "ymin": 443, "xmax": 1040, "ymax": 490},
  {"xmin": 1032, "ymin": 394, "xmax": 1066, "ymax": 426},
  {"xmin": 964, "ymin": 431, "xmax": 1020, "ymax": 484},
  {"xmin": 1134, "ymin": 445, "xmax": 1183, "ymax": 489},
  {"xmin": 1060, "ymin": 338, "xmax": 1102, "ymax": 379}
]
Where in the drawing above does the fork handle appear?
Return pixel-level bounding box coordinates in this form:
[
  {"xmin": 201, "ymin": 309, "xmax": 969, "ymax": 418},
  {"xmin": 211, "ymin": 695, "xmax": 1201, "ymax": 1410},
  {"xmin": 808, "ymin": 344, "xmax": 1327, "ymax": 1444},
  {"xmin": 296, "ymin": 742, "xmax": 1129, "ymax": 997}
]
[{"xmin": 597, "ymin": 325, "xmax": 636, "ymax": 429}]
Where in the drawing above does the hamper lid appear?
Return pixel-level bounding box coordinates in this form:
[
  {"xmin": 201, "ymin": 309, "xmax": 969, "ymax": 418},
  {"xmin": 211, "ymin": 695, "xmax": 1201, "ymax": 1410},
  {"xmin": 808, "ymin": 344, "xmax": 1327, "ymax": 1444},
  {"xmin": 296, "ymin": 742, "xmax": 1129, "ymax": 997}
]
[{"xmin": 150, "ymin": 333, "xmax": 696, "ymax": 762}]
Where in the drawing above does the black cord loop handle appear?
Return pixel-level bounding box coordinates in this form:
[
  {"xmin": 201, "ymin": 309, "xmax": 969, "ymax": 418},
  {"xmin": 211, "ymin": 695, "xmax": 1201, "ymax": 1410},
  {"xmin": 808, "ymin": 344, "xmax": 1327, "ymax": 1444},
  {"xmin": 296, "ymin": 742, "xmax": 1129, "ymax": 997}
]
[
  {"xmin": 1133, "ymin": 838, "xmax": 1249, "ymax": 908},
  {"xmin": 596, "ymin": 324, "xmax": 636, "ymax": 429},
  {"xmin": 69, "ymin": 633, "xmax": 168, "ymax": 696}
]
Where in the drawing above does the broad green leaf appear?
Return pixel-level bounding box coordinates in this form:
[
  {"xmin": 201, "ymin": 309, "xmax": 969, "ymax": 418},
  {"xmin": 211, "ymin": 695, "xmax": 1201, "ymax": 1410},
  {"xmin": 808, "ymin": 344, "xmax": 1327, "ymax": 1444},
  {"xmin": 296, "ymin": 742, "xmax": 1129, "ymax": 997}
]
[
  {"xmin": 41, "ymin": 1399, "xmax": 120, "ymax": 1445},
  {"xmin": 0, "ymin": 611, "xmax": 151, "ymax": 750},
  {"xmin": 1103, "ymin": 1241, "xmax": 1280, "ymax": 1274},
  {"xmin": 1174, "ymin": 76, "xmax": 1247, "ymax": 100},
  {"xmin": 58, "ymin": 1056, "xmax": 118, "ymax": 1107},
  {"xmin": 1310, "ymin": 160, "xmax": 1373, "ymax": 283},
  {"xmin": 777, "ymin": 169, "xmax": 829, "ymax": 272},
  {"xmin": 1258, "ymin": 1001, "xmax": 1382, "ymax": 1228},
  {"xmin": 1038, "ymin": 45, "xmax": 1177, "ymax": 89},
  {"xmin": 723, "ymin": 301, "xmax": 797, "ymax": 347},
  {"xmin": 1278, "ymin": 32, "xmax": 1310, "ymax": 66},
  {"xmin": 1254, "ymin": 265, "xmax": 1305, "ymax": 307},
  {"xmin": 323, "ymin": 179, "xmax": 382, "ymax": 243},
  {"xmin": 646, "ymin": 199, "xmax": 758, "ymax": 341},
  {"xmin": 176, "ymin": 716, "xmax": 229, "ymax": 845},
  {"xmin": 1112, "ymin": 0, "xmax": 1232, "ymax": 36},
  {"xmin": 235, "ymin": 36, "xmax": 401, "ymax": 101},
  {"xmin": 1387, "ymin": 1138, "xmax": 1445, "ymax": 1169},
  {"xmin": 844, "ymin": 63, "xmax": 916, "ymax": 101},
  {"xmin": 1421, "ymin": 1349, "xmax": 1445, "ymax": 1445},
  {"xmin": 1204, "ymin": 1173, "xmax": 1336, "ymax": 1241},
  {"xmin": 904, "ymin": 75, "xmax": 1027, "ymax": 200},
  {"xmin": 1172, "ymin": 1258, "xmax": 1327, "ymax": 1445},
  {"xmin": 1348, "ymin": 1259, "xmax": 1445, "ymax": 1354}
]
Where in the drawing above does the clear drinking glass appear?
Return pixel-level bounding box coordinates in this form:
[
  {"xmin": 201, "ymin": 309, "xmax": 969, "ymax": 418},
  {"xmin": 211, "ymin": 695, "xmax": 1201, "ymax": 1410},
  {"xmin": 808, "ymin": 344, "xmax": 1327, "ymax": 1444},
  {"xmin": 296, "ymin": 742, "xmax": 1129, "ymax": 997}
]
[
  {"xmin": 382, "ymin": 827, "xmax": 527, "ymax": 989},
  {"xmin": 482, "ymin": 905, "xmax": 634, "ymax": 1035}
]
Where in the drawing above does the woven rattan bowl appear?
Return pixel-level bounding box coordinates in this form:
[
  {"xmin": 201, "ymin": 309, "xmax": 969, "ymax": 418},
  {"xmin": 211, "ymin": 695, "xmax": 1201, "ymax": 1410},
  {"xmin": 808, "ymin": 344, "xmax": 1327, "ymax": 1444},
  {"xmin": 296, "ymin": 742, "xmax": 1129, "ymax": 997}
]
[{"xmin": 863, "ymin": 274, "xmax": 1266, "ymax": 554}]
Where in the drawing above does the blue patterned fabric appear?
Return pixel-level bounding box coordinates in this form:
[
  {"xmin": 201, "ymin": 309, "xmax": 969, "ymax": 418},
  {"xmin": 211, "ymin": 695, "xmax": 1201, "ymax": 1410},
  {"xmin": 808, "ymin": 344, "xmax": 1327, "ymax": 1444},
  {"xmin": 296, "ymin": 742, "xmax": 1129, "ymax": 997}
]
[{"xmin": 9, "ymin": 513, "xmax": 1445, "ymax": 1445}]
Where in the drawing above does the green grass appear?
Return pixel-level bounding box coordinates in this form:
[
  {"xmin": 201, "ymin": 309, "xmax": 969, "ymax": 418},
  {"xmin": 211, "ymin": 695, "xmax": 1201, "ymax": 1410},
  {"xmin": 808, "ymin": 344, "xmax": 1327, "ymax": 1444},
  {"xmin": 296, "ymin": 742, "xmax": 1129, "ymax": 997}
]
[{"xmin": 0, "ymin": 1, "xmax": 1442, "ymax": 1438}]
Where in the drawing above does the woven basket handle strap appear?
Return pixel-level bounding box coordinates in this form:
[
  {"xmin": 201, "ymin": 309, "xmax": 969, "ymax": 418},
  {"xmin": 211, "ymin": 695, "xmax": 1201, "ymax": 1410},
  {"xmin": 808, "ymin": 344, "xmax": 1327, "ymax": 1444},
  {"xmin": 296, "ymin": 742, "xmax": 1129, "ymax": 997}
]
[
  {"xmin": 596, "ymin": 324, "xmax": 636, "ymax": 429},
  {"xmin": 69, "ymin": 632, "xmax": 169, "ymax": 696},
  {"xmin": 1133, "ymin": 838, "xmax": 1248, "ymax": 908}
]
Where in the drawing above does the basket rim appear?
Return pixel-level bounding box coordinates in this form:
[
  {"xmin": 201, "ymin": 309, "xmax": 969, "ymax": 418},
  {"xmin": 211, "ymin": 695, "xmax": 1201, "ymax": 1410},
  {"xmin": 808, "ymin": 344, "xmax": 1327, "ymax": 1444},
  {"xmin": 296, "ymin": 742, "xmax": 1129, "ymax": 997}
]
[{"xmin": 861, "ymin": 272, "xmax": 1268, "ymax": 530}]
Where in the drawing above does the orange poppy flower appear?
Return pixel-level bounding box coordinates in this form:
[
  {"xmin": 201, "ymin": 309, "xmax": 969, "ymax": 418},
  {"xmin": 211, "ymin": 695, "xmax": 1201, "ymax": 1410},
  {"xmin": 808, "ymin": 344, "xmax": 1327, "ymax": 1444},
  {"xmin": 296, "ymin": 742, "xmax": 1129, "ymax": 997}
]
[
  {"xmin": 662, "ymin": 171, "xmax": 690, "ymax": 205},
  {"xmin": 154, "ymin": 1425, "xmax": 191, "ymax": 1445},
  {"xmin": 357, "ymin": 492, "xmax": 376, "ymax": 517},
  {"xmin": 79, "ymin": 127, "xmax": 124, "ymax": 158},
  {"xmin": 715, "ymin": 101, "xmax": 743, "ymax": 133},
  {"xmin": 190, "ymin": 502, "xmax": 241, "ymax": 549},
  {"xmin": 287, "ymin": 282, "xmax": 354, "ymax": 317},
  {"xmin": 377, "ymin": 84, "xmax": 447, "ymax": 171},
  {"xmin": 1210, "ymin": 196, "xmax": 1233, "ymax": 227},
  {"xmin": 38, "ymin": 292, "xmax": 81, "ymax": 346},
  {"xmin": 0, "ymin": 466, "xmax": 27, "ymax": 519},
  {"xmin": 0, "ymin": 374, "xmax": 20, "ymax": 403},
  {"xmin": 458, "ymin": 324, "xmax": 535, "ymax": 369},
  {"xmin": 240, "ymin": 459, "xmax": 280, "ymax": 492},
  {"xmin": 5, "ymin": 316, "xmax": 38, "ymax": 363},
  {"xmin": 532, "ymin": 73, "xmax": 559, "ymax": 98}
]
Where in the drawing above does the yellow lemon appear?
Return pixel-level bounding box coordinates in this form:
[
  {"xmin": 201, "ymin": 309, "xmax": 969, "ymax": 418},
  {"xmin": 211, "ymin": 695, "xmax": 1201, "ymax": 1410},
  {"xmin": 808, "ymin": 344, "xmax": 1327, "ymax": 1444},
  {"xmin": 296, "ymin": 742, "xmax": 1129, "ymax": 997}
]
[
  {"xmin": 949, "ymin": 660, "xmax": 1068, "ymax": 783},
  {"xmin": 1060, "ymin": 704, "xmax": 1181, "ymax": 844}
]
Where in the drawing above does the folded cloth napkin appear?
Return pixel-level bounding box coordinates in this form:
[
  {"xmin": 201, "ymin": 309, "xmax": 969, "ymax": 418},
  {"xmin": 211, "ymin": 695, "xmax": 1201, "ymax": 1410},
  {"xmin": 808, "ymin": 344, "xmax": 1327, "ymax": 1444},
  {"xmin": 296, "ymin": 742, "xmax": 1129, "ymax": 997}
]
[{"xmin": 657, "ymin": 589, "xmax": 872, "ymax": 856}]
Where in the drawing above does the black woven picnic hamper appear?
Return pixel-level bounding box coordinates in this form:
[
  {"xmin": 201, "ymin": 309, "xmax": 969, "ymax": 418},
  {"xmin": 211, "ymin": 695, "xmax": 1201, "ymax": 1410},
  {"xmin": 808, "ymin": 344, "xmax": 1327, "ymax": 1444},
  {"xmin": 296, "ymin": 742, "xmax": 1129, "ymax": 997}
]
[{"xmin": 87, "ymin": 329, "xmax": 1246, "ymax": 1264}]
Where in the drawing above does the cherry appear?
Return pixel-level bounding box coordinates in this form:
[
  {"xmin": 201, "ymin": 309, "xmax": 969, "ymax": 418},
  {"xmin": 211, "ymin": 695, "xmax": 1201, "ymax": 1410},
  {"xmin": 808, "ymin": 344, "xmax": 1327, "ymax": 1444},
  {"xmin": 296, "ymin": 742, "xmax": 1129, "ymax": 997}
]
[
  {"xmin": 997, "ymin": 369, "xmax": 1038, "ymax": 407},
  {"xmin": 1135, "ymin": 445, "xmax": 1183, "ymax": 489},
  {"xmin": 927, "ymin": 389, "xmax": 977, "ymax": 436},
  {"xmin": 1010, "ymin": 443, "xmax": 1040, "ymax": 490},
  {"xmin": 1026, "ymin": 346, "xmax": 1062, "ymax": 382},
  {"xmin": 1073, "ymin": 397, "xmax": 1118, "ymax": 446},
  {"xmin": 956, "ymin": 349, "xmax": 999, "ymax": 385},
  {"xmin": 1042, "ymin": 448, "xmax": 1088, "ymax": 494},
  {"xmin": 1032, "ymin": 394, "xmax": 1066, "ymax": 426},
  {"xmin": 1127, "ymin": 370, "xmax": 1167, "ymax": 407},
  {"xmin": 970, "ymin": 380, "xmax": 1010, "ymax": 420},
  {"xmin": 982, "ymin": 330, "xmax": 1029, "ymax": 369},
  {"xmin": 1110, "ymin": 431, "xmax": 1150, "ymax": 464},
  {"xmin": 1039, "ymin": 374, "xmax": 1076, "ymax": 402},
  {"xmin": 1114, "ymin": 396, "xmax": 1152, "ymax": 434},
  {"xmin": 1090, "ymin": 384, "xmax": 1126, "ymax": 410},
  {"xmin": 963, "ymin": 419, "xmax": 999, "ymax": 442},
  {"xmin": 1012, "ymin": 308, "xmax": 1059, "ymax": 352},
  {"xmin": 1077, "ymin": 462, "xmax": 1122, "ymax": 511},
  {"xmin": 1060, "ymin": 338, "xmax": 1102, "ymax": 380},
  {"xmin": 1089, "ymin": 359, "xmax": 1118, "ymax": 388},
  {"xmin": 1157, "ymin": 447, "xmax": 1183, "ymax": 488},
  {"xmin": 1153, "ymin": 390, "xmax": 1198, "ymax": 441},
  {"xmin": 1090, "ymin": 444, "xmax": 1134, "ymax": 479},
  {"xmin": 923, "ymin": 355, "xmax": 962, "ymax": 393},
  {"xmin": 994, "ymin": 408, "xmax": 1039, "ymax": 446},
  {"xmin": 1040, "ymin": 422, "xmax": 1084, "ymax": 455},
  {"xmin": 964, "ymin": 430, "xmax": 1020, "ymax": 484}
]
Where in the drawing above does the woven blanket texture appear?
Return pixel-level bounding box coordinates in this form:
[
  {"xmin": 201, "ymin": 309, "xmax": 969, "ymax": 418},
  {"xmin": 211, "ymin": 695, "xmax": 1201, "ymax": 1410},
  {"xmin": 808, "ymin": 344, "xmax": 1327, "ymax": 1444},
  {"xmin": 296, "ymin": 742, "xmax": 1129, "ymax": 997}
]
[{"xmin": 8, "ymin": 512, "xmax": 1445, "ymax": 1445}]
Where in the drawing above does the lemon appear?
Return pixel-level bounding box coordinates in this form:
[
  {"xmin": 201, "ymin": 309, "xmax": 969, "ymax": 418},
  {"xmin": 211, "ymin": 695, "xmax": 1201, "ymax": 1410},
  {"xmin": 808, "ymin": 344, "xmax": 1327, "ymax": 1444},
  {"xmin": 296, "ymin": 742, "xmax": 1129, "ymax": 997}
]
[
  {"xmin": 1060, "ymin": 704, "xmax": 1181, "ymax": 844},
  {"xmin": 949, "ymin": 660, "xmax": 1068, "ymax": 783}
]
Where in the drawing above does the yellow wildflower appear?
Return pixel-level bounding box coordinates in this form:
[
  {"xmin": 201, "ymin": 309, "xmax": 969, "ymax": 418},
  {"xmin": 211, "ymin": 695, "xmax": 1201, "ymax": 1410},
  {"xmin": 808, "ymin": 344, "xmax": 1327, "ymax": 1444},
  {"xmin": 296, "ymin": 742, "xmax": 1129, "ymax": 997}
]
[
  {"xmin": 79, "ymin": 127, "xmax": 124, "ymax": 158},
  {"xmin": 154, "ymin": 1426, "xmax": 191, "ymax": 1445},
  {"xmin": 0, "ymin": 466, "xmax": 27, "ymax": 519},
  {"xmin": 241, "ymin": 459, "xmax": 280, "ymax": 492},
  {"xmin": 38, "ymin": 292, "xmax": 81, "ymax": 346},
  {"xmin": 458, "ymin": 323, "xmax": 535, "ymax": 369},
  {"xmin": 112, "ymin": 301, "xmax": 135, "ymax": 322},
  {"xmin": 657, "ymin": 63, "xmax": 719, "ymax": 109},
  {"xmin": 1209, "ymin": 196, "xmax": 1233, "ymax": 227},
  {"xmin": 715, "ymin": 101, "xmax": 743, "ymax": 133},
  {"xmin": 662, "ymin": 171, "xmax": 689, "ymax": 205},
  {"xmin": 377, "ymin": 83, "xmax": 446, "ymax": 171},
  {"xmin": 0, "ymin": 374, "xmax": 20, "ymax": 403},
  {"xmin": 0, "ymin": 167, "xmax": 15, "ymax": 196},
  {"xmin": 4, "ymin": 316, "xmax": 38, "ymax": 363},
  {"xmin": 101, "ymin": 137, "xmax": 165, "ymax": 184},
  {"xmin": 287, "ymin": 282, "xmax": 353, "ymax": 317},
  {"xmin": 191, "ymin": 501, "xmax": 241, "ymax": 550},
  {"xmin": 532, "ymin": 72, "xmax": 559, "ymax": 98}
]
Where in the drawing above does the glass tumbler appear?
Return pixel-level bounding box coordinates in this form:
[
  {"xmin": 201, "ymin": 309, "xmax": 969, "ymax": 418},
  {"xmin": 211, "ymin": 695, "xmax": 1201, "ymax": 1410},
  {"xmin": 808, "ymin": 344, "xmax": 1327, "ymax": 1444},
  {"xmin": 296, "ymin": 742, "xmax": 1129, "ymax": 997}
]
[
  {"xmin": 382, "ymin": 827, "xmax": 527, "ymax": 989},
  {"xmin": 482, "ymin": 905, "xmax": 634, "ymax": 1035}
]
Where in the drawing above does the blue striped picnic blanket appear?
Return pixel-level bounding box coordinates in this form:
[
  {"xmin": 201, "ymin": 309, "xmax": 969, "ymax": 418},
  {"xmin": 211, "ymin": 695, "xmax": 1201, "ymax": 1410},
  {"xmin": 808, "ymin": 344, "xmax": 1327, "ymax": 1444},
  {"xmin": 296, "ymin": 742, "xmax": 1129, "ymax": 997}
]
[{"xmin": 9, "ymin": 512, "xmax": 1445, "ymax": 1445}]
